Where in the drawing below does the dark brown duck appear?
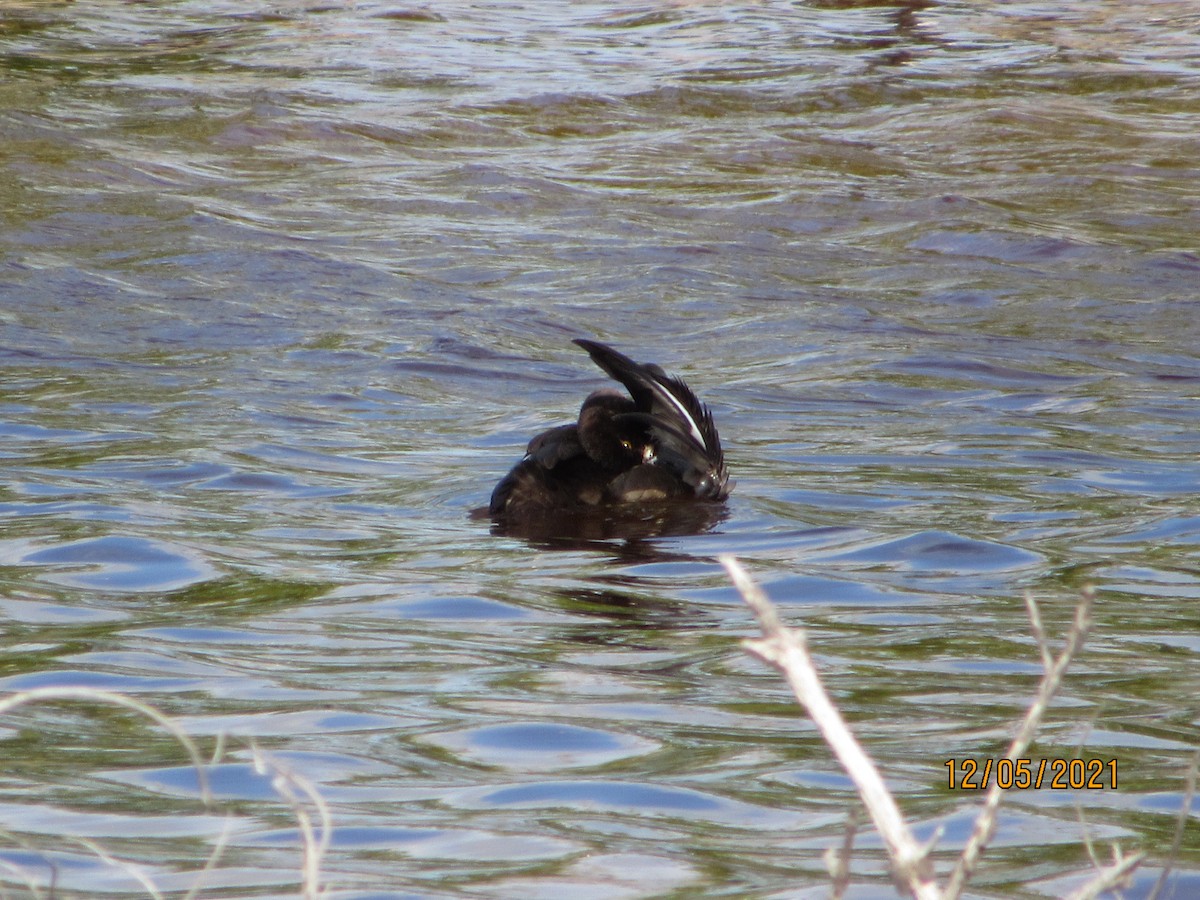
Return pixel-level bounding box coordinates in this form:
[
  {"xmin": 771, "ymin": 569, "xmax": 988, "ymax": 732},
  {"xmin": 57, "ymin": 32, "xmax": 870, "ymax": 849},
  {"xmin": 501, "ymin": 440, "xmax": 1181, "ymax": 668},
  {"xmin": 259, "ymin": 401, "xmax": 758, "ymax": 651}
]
[{"xmin": 489, "ymin": 340, "xmax": 731, "ymax": 521}]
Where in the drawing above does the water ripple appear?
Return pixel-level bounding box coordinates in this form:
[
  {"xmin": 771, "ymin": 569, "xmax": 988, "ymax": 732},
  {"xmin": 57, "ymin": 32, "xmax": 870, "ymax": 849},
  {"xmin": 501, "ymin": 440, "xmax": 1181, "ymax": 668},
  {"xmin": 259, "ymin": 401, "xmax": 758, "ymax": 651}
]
[{"xmin": 16, "ymin": 534, "xmax": 219, "ymax": 592}]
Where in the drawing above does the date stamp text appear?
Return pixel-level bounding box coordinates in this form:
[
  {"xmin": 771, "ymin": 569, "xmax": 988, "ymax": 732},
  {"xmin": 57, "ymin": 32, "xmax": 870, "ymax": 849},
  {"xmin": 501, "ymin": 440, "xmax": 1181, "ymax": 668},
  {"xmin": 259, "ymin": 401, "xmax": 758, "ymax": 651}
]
[{"xmin": 945, "ymin": 758, "xmax": 1116, "ymax": 790}]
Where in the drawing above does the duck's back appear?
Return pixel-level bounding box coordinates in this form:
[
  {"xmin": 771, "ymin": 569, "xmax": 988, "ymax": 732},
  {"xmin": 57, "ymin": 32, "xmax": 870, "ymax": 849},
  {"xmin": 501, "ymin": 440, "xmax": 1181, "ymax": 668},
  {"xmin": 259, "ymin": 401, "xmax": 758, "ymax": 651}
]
[
  {"xmin": 490, "ymin": 424, "xmax": 605, "ymax": 516},
  {"xmin": 489, "ymin": 456, "xmax": 611, "ymax": 517}
]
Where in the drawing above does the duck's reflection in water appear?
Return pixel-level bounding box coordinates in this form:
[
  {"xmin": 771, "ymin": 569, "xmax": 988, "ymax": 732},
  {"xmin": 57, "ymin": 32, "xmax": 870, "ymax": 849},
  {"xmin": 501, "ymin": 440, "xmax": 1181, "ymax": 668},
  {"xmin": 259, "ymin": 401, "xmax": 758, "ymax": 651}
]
[{"xmin": 484, "ymin": 498, "xmax": 728, "ymax": 552}]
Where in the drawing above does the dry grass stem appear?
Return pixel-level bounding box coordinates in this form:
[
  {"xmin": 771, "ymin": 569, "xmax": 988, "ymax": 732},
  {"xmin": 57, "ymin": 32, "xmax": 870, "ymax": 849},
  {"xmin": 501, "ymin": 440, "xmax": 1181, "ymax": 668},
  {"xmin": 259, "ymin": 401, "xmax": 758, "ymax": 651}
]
[
  {"xmin": 0, "ymin": 831, "xmax": 53, "ymax": 900},
  {"xmin": 181, "ymin": 818, "xmax": 236, "ymax": 900},
  {"xmin": 0, "ymin": 687, "xmax": 213, "ymax": 805},
  {"xmin": 0, "ymin": 686, "xmax": 330, "ymax": 899},
  {"xmin": 252, "ymin": 745, "xmax": 332, "ymax": 900},
  {"xmin": 76, "ymin": 837, "xmax": 165, "ymax": 900}
]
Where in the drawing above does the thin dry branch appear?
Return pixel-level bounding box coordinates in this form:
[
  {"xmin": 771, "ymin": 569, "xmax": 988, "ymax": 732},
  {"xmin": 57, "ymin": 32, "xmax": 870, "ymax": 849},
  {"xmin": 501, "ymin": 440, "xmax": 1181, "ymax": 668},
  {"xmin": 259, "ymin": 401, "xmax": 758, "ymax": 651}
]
[
  {"xmin": 721, "ymin": 555, "xmax": 941, "ymax": 900},
  {"xmin": 943, "ymin": 586, "xmax": 1095, "ymax": 899},
  {"xmin": 1147, "ymin": 749, "xmax": 1199, "ymax": 900},
  {"xmin": 721, "ymin": 558, "xmax": 1120, "ymax": 900},
  {"xmin": 1064, "ymin": 844, "xmax": 1145, "ymax": 900},
  {"xmin": 1023, "ymin": 589, "xmax": 1053, "ymax": 671},
  {"xmin": 826, "ymin": 807, "xmax": 860, "ymax": 900}
]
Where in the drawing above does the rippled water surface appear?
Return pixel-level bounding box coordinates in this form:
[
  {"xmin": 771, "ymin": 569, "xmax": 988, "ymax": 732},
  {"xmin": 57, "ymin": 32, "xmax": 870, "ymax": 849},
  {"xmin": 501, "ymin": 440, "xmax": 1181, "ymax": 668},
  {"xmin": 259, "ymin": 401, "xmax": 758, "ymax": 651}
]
[{"xmin": 2, "ymin": 1, "xmax": 1199, "ymax": 897}]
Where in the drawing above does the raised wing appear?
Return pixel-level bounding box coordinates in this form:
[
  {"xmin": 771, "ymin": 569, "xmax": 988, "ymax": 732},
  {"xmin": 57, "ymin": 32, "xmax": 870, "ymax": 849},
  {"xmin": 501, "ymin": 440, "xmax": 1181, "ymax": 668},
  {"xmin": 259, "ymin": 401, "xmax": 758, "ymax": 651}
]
[{"xmin": 573, "ymin": 339, "xmax": 729, "ymax": 500}]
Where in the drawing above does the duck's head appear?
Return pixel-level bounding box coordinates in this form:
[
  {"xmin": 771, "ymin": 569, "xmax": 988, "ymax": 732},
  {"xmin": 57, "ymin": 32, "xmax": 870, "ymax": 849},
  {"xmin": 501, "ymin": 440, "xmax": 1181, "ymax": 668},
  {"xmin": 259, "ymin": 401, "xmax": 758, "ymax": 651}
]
[{"xmin": 577, "ymin": 389, "xmax": 647, "ymax": 468}]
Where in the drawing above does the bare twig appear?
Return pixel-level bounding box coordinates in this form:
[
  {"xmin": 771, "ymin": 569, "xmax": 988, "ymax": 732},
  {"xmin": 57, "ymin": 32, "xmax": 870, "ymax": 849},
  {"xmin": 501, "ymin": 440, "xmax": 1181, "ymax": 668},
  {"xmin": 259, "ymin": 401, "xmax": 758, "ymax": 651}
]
[
  {"xmin": 1073, "ymin": 720, "xmax": 1101, "ymax": 868},
  {"xmin": 721, "ymin": 555, "xmax": 941, "ymax": 900},
  {"xmin": 1064, "ymin": 844, "xmax": 1145, "ymax": 900},
  {"xmin": 722, "ymin": 559, "xmax": 1118, "ymax": 900},
  {"xmin": 826, "ymin": 807, "xmax": 860, "ymax": 900},
  {"xmin": 943, "ymin": 586, "xmax": 1095, "ymax": 899},
  {"xmin": 1023, "ymin": 590, "xmax": 1053, "ymax": 671},
  {"xmin": 1147, "ymin": 749, "xmax": 1199, "ymax": 900}
]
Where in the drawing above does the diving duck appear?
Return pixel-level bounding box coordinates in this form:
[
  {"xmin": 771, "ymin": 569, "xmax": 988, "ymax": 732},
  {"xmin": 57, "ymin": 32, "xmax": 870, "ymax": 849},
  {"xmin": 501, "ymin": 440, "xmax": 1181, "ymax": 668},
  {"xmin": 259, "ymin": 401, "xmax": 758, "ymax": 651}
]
[{"xmin": 489, "ymin": 339, "xmax": 730, "ymax": 521}]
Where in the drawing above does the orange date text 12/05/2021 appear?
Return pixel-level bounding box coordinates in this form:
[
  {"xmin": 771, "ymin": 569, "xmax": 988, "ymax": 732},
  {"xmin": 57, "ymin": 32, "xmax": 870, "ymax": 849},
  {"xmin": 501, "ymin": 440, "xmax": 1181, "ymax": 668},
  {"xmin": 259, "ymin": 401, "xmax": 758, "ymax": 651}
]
[{"xmin": 945, "ymin": 758, "xmax": 1117, "ymax": 790}]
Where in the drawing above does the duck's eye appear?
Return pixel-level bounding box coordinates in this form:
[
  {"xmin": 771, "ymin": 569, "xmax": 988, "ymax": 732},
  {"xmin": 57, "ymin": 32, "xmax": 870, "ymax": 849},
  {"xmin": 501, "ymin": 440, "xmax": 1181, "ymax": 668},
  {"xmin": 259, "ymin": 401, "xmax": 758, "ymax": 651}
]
[{"xmin": 620, "ymin": 439, "xmax": 634, "ymax": 451}]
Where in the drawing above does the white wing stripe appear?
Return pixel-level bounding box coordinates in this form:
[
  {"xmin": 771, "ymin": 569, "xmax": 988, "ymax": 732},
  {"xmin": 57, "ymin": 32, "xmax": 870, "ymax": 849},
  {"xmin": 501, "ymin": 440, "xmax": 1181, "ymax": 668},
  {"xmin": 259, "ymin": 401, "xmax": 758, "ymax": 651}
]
[{"xmin": 650, "ymin": 381, "xmax": 707, "ymax": 451}]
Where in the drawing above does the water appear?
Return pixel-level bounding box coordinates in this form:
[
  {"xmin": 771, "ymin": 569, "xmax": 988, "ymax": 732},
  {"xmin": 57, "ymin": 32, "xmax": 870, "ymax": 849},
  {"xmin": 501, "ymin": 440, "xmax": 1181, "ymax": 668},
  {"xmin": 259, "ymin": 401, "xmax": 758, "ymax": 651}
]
[{"xmin": 2, "ymin": 1, "xmax": 1199, "ymax": 897}]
